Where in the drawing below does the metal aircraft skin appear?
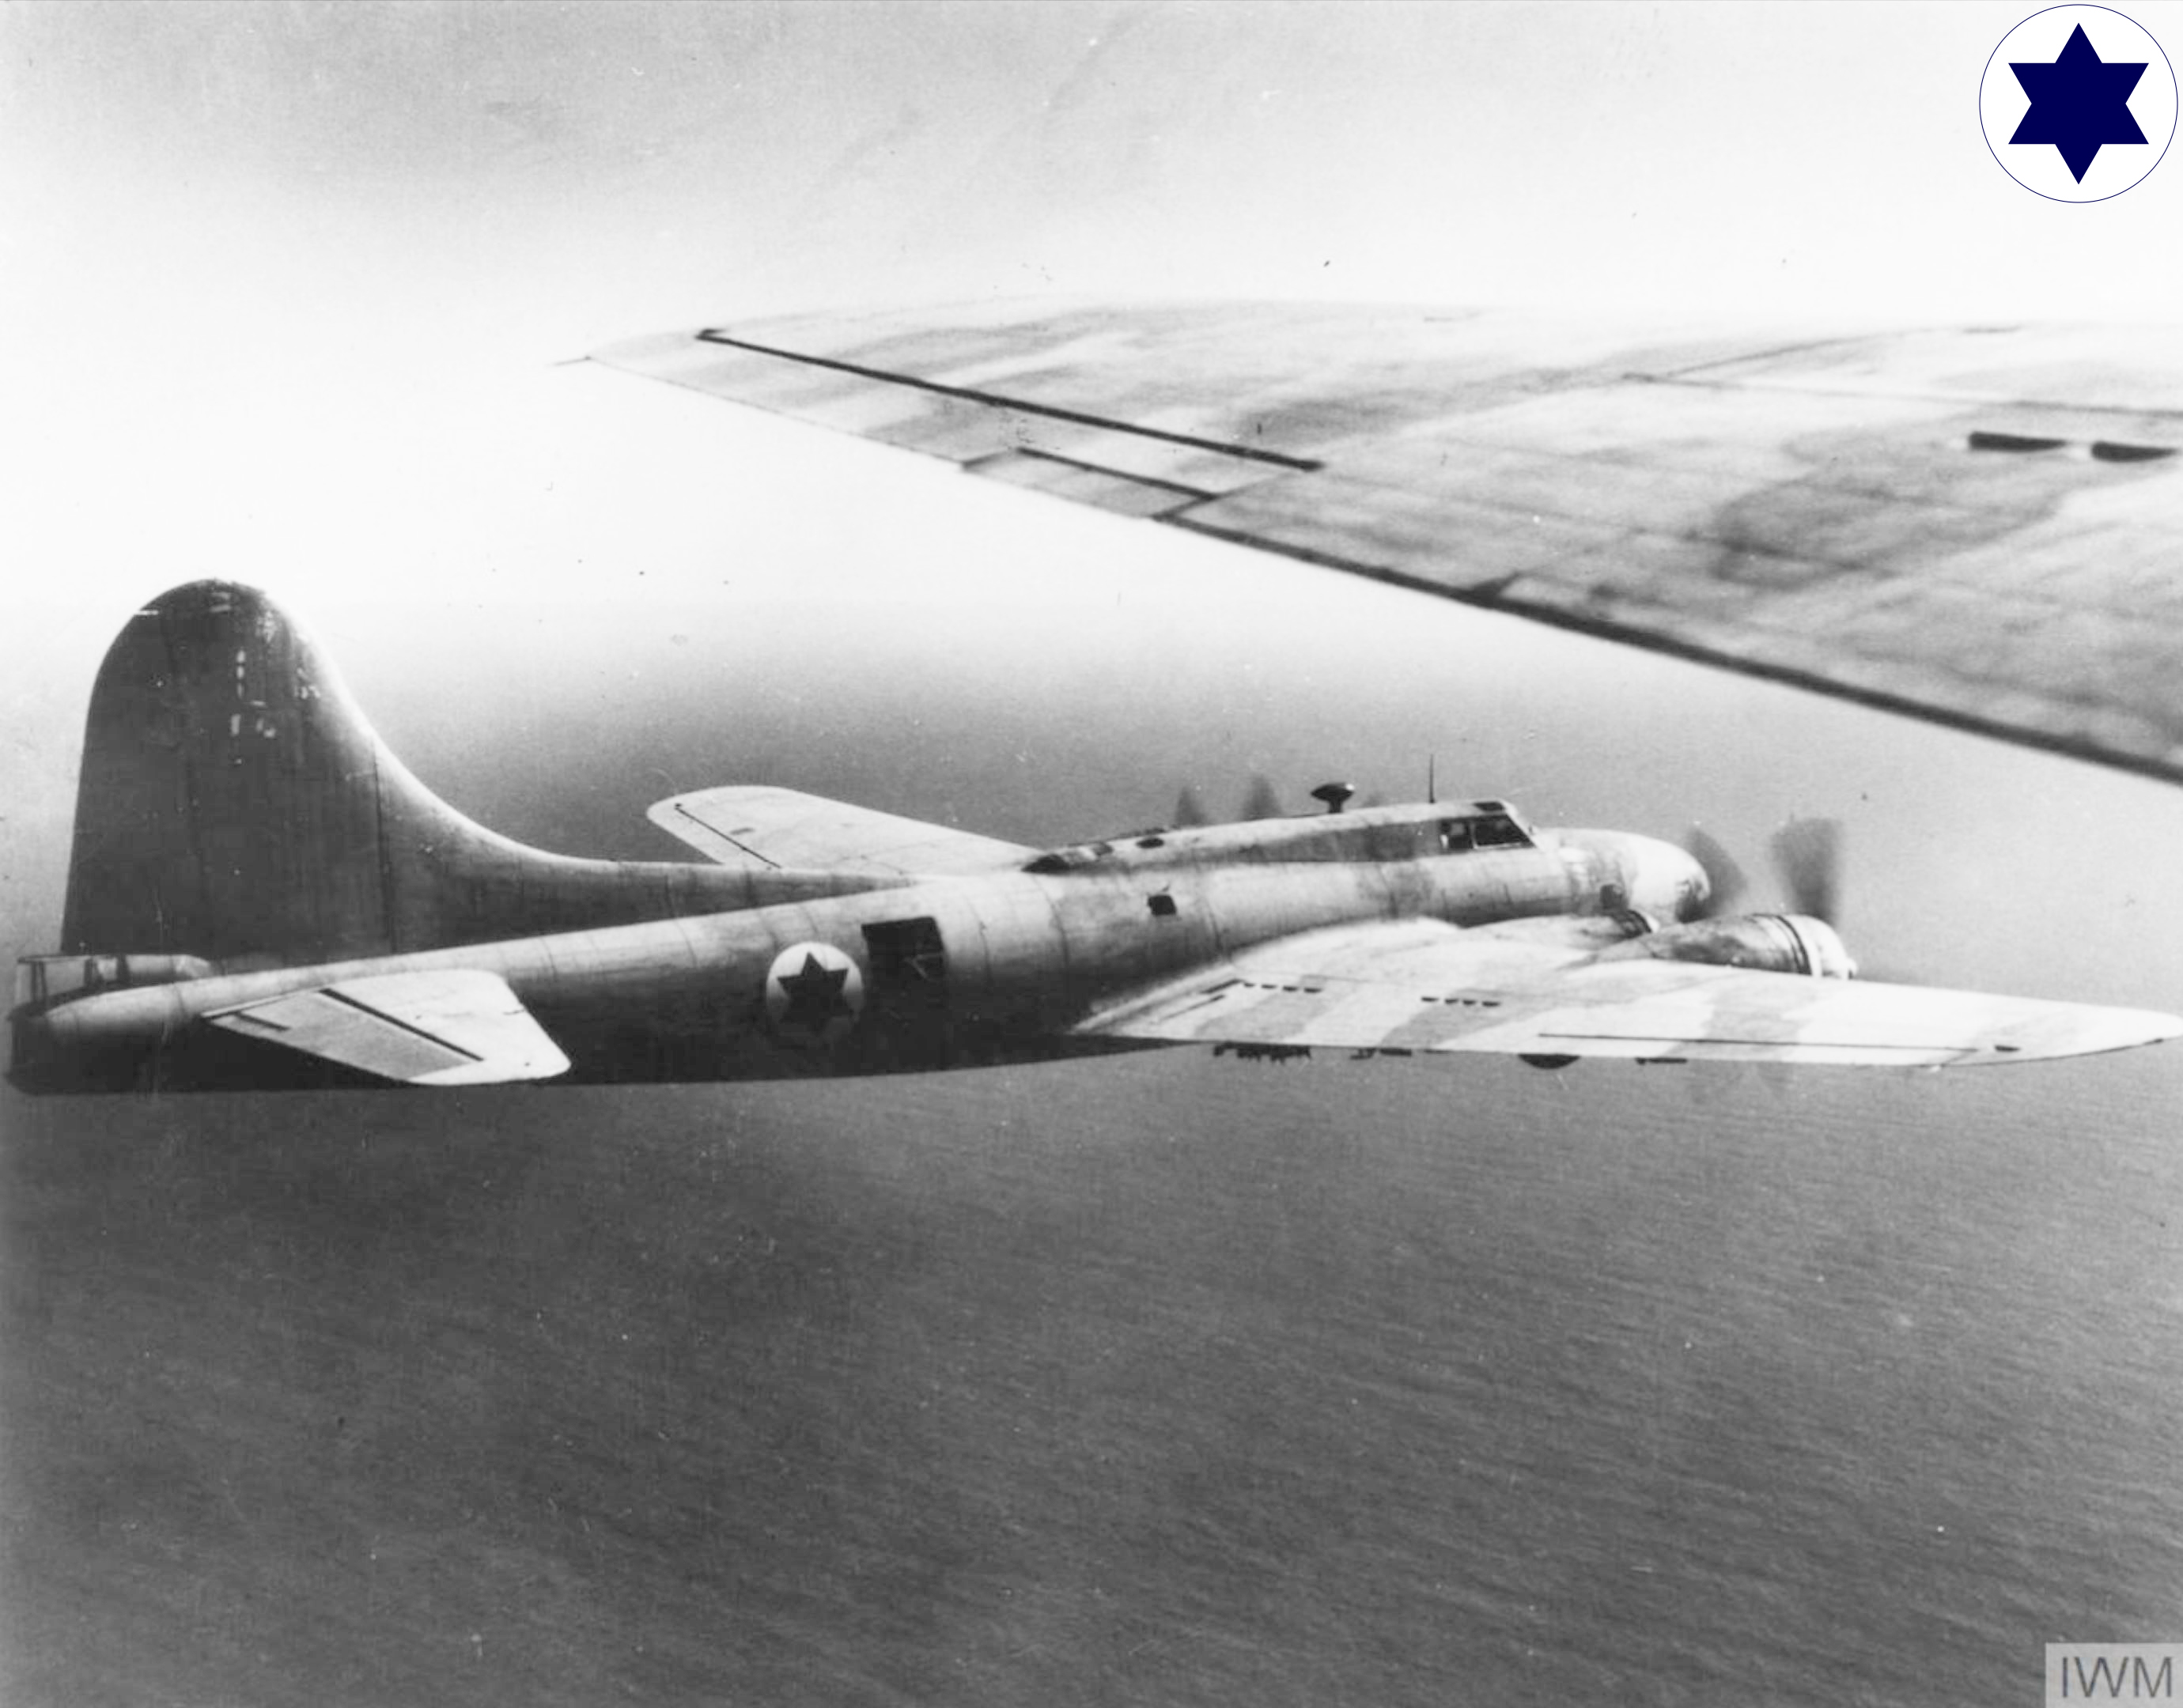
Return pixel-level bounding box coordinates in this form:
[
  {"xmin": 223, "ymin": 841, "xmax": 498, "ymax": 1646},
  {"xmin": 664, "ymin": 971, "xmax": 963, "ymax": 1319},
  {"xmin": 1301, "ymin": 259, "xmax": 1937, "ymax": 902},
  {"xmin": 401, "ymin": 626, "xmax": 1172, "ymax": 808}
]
[
  {"xmin": 9, "ymin": 582, "xmax": 2177, "ymax": 1095},
  {"xmin": 592, "ymin": 304, "xmax": 2183, "ymax": 788}
]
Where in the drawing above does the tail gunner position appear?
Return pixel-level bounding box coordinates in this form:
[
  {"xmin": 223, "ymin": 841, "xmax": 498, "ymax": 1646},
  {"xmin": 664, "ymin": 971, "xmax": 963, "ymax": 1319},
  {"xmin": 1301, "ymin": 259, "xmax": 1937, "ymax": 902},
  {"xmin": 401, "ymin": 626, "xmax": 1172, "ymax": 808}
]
[{"xmin": 11, "ymin": 583, "xmax": 2177, "ymax": 1094}]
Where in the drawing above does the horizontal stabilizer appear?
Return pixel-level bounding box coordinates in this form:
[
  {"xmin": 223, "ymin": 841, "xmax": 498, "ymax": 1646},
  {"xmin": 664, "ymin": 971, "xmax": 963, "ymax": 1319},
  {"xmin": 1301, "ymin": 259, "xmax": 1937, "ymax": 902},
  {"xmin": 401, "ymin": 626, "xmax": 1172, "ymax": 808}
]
[
  {"xmin": 649, "ymin": 785, "xmax": 1033, "ymax": 878},
  {"xmin": 206, "ymin": 969, "xmax": 569, "ymax": 1086}
]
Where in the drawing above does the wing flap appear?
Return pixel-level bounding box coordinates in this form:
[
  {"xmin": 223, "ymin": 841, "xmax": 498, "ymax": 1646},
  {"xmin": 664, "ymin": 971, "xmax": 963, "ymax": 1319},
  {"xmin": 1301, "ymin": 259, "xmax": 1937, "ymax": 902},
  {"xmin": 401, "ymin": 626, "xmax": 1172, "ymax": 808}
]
[
  {"xmin": 207, "ymin": 969, "xmax": 569, "ymax": 1086},
  {"xmin": 1073, "ymin": 920, "xmax": 2183, "ymax": 1068},
  {"xmin": 649, "ymin": 784, "xmax": 1034, "ymax": 877}
]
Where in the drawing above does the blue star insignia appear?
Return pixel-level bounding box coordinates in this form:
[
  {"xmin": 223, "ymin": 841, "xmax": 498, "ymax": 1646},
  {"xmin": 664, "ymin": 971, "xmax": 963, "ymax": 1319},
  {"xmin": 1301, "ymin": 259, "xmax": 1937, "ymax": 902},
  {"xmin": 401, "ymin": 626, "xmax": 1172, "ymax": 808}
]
[{"xmin": 2011, "ymin": 22, "xmax": 2149, "ymax": 182}]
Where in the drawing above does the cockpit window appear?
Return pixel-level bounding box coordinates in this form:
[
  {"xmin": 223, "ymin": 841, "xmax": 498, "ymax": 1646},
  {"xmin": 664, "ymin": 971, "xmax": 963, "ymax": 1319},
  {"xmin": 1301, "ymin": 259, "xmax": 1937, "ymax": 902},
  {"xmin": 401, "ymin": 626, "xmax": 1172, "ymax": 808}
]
[{"xmin": 1439, "ymin": 813, "xmax": 1532, "ymax": 852}]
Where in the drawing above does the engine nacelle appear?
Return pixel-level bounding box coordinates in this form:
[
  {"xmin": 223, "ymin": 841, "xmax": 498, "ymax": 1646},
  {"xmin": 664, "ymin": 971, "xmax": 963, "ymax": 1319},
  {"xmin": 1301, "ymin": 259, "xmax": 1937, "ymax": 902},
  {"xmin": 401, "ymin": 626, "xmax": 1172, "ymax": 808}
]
[{"xmin": 1596, "ymin": 913, "xmax": 1857, "ymax": 979}]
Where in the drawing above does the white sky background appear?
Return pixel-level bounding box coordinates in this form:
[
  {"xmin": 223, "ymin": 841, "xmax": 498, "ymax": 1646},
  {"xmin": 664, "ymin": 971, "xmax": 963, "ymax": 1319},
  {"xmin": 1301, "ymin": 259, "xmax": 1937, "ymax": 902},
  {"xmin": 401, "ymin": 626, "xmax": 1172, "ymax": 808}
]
[
  {"xmin": 9, "ymin": 0, "xmax": 2180, "ymax": 616},
  {"xmin": 5, "ymin": 0, "xmax": 2183, "ymax": 1003}
]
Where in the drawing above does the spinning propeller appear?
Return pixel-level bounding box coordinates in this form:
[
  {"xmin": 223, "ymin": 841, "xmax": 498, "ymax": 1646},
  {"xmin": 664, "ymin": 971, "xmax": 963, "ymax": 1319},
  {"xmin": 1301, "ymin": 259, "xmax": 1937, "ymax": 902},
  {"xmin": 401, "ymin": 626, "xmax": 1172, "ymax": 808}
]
[
  {"xmin": 1678, "ymin": 816, "xmax": 1861, "ymax": 979},
  {"xmin": 1769, "ymin": 817, "xmax": 1843, "ymax": 925},
  {"xmin": 1685, "ymin": 817, "xmax": 1844, "ymax": 926},
  {"xmin": 1682, "ymin": 825, "xmax": 1747, "ymax": 918},
  {"xmin": 1239, "ymin": 775, "xmax": 1285, "ymax": 821}
]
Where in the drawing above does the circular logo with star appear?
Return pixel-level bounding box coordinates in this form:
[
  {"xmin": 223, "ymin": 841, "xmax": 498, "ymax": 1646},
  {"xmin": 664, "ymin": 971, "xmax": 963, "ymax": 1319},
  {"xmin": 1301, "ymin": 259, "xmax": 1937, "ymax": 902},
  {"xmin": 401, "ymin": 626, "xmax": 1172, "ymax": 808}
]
[
  {"xmin": 1981, "ymin": 6, "xmax": 2176, "ymax": 201},
  {"xmin": 762, "ymin": 942, "xmax": 864, "ymax": 1046}
]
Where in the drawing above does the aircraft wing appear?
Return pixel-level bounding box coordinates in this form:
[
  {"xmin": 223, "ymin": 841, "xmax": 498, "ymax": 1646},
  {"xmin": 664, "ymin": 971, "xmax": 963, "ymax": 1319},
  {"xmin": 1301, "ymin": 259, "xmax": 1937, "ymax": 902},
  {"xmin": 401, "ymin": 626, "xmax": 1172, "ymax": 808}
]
[
  {"xmin": 595, "ymin": 304, "xmax": 2183, "ymax": 784},
  {"xmin": 1069, "ymin": 919, "xmax": 2183, "ymax": 1068},
  {"xmin": 649, "ymin": 784, "xmax": 1034, "ymax": 877},
  {"xmin": 206, "ymin": 969, "xmax": 571, "ymax": 1086}
]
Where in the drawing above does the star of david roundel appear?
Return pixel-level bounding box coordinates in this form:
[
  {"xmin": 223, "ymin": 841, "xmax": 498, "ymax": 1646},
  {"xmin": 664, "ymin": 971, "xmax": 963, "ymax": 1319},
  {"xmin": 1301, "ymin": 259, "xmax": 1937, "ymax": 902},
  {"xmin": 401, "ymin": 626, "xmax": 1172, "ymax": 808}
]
[
  {"xmin": 1981, "ymin": 6, "xmax": 2177, "ymax": 201},
  {"xmin": 762, "ymin": 943, "xmax": 864, "ymax": 1045}
]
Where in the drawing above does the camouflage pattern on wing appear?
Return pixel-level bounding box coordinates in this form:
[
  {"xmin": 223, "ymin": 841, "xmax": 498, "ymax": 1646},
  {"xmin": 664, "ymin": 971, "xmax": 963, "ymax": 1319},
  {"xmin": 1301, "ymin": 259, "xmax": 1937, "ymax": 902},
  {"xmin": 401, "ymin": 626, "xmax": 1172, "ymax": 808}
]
[
  {"xmin": 1069, "ymin": 920, "xmax": 2183, "ymax": 1068},
  {"xmin": 649, "ymin": 785, "xmax": 1034, "ymax": 877},
  {"xmin": 595, "ymin": 304, "xmax": 2183, "ymax": 784}
]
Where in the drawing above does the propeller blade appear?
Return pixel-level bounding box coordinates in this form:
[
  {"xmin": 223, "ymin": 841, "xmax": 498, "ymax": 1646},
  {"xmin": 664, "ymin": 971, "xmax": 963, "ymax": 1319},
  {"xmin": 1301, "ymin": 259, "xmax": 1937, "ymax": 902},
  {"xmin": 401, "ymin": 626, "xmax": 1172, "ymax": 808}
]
[
  {"xmin": 1769, "ymin": 817, "xmax": 1843, "ymax": 924},
  {"xmin": 1682, "ymin": 826, "xmax": 1746, "ymax": 917},
  {"xmin": 1172, "ymin": 785, "xmax": 1209, "ymax": 829},
  {"xmin": 1239, "ymin": 775, "xmax": 1284, "ymax": 821}
]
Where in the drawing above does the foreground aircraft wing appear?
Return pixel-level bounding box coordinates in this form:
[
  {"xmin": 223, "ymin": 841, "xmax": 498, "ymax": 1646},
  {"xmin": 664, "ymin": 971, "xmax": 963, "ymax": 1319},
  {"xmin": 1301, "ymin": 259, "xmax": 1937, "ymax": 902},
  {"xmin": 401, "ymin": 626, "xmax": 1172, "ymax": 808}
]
[
  {"xmin": 649, "ymin": 784, "xmax": 1034, "ymax": 877},
  {"xmin": 1071, "ymin": 919, "xmax": 2183, "ymax": 1068},
  {"xmin": 595, "ymin": 304, "xmax": 2183, "ymax": 784},
  {"xmin": 206, "ymin": 969, "xmax": 570, "ymax": 1086}
]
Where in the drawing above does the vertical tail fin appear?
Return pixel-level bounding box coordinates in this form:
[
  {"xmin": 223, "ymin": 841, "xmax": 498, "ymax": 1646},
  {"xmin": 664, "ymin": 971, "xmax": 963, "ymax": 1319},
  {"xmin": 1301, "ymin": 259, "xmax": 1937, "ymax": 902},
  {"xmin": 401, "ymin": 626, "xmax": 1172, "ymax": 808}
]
[{"xmin": 61, "ymin": 582, "xmax": 677, "ymax": 965}]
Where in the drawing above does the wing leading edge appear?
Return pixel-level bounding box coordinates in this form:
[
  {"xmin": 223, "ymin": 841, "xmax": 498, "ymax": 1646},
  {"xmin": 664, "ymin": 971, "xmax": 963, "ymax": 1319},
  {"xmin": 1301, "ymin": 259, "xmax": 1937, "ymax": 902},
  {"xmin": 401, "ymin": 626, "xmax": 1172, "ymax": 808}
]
[
  {"xmin": 1070, "ymin": 920, "xmax": 2183, "ymax": 1068},
  {"xmin": 595, "ymin": 304, "xmax": 2183, "ymax": 785}
]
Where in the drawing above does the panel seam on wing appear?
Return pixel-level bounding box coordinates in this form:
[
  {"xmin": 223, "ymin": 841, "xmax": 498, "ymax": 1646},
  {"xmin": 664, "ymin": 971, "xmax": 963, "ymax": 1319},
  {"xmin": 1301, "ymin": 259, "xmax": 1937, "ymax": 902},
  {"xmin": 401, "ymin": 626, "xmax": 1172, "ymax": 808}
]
[{"xmin": 694, "ymin": 330, "xmax": 1324, "ymax": 471}]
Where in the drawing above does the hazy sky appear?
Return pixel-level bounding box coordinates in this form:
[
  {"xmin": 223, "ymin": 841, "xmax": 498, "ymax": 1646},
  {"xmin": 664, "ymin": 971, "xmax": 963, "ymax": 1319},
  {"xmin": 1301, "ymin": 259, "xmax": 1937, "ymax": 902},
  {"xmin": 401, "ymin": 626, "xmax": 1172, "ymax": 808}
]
[
  {"xmin": 6, "ymin": 1, "xmax": 2183, "ymax": 1001},
  {"xmin": 9, "ymin": 1, "xmax": 2178, "ymax": 620}
]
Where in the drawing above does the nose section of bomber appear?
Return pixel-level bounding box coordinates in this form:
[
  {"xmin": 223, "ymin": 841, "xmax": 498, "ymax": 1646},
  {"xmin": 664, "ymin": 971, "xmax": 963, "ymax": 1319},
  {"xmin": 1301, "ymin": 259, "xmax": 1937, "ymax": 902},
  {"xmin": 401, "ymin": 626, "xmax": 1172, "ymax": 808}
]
[
  {"xmin": 1573, "ymin": 830, "xmax": 1709, "ymax": 923},
  {"xmin": 1634, "ymin": 833, "xmax": 1710, "ymax": 922}
]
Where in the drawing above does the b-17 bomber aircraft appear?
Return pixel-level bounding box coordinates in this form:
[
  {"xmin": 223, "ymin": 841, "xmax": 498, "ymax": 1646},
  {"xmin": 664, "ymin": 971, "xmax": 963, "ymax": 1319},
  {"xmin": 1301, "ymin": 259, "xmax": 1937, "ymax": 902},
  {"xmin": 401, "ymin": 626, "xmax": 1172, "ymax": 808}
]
[{"xmin": 9, "ymin": 582, "xmax": 2178, "ymax": 1094}]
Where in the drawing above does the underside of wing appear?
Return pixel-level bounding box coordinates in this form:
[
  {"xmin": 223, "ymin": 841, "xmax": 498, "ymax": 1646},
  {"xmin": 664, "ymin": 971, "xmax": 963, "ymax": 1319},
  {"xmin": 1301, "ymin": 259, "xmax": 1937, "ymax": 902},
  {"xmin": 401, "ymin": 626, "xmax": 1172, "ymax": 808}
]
[
  {"xmin": 206, "ymin": 969, "xmax": 570, "ymax": 1086},
  {"xmin": 649, "ymin": 784, "xmax": 1033, "ymax": 878},
  {"xmin": 596, "ymin": 304, "xmax": 2183, "ymax": 784},
  {"xmin": 1071, "ymin": 920, "xmax": 2183, "ymax": 1068}
]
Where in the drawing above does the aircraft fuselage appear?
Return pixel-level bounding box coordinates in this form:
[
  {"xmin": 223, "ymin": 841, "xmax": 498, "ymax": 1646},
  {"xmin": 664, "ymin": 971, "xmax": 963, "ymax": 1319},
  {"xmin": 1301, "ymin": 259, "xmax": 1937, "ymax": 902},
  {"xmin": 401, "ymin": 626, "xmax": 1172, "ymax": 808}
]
[{"xmin": 10, "ymin": 820, "xmax": 1692, "ymax": 1092}]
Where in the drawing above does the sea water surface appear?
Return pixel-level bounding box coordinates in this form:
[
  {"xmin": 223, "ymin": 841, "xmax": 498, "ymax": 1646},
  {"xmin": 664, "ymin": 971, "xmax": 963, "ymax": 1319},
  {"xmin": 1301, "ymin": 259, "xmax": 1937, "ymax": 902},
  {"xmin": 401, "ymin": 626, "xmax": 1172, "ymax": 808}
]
[{"xmin": 7, "ymin": 1044, "xmax": 2180, "ymax": 1706}]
